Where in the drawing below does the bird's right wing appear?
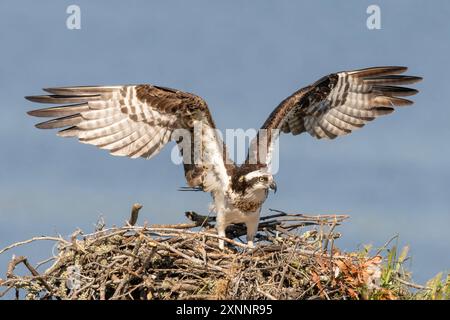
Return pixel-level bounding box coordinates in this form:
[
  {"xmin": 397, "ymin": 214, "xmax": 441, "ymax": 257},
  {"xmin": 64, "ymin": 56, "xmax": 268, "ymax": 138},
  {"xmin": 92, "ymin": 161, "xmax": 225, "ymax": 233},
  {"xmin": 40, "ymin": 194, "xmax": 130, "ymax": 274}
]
[{"xmin": 27, "ymin": 85, "xmax": 233, "ymax": 192}]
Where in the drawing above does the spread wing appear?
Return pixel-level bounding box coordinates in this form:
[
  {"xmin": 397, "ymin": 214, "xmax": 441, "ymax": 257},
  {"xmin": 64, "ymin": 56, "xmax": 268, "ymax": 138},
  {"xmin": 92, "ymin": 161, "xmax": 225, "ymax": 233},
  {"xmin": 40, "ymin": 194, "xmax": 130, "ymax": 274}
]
[
  {"xmin": 247, "ymin": 66, "xmax": 422, "ymax": 168},
  {"xmin": 26, "ymin": 85, "xmax": 233, "ymax": 192}
]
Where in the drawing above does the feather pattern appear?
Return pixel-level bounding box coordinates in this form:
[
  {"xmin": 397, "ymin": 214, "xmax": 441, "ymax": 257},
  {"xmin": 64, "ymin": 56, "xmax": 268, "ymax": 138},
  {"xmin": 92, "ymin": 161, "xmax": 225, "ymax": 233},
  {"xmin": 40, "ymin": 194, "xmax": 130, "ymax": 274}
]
[
  {"xmin": 247, "ymin": 66, "xmax": 422, "ymax": 169},
  {"xmin": 27, "ymin": 84, "xmax": 233, "ymax": 193}
]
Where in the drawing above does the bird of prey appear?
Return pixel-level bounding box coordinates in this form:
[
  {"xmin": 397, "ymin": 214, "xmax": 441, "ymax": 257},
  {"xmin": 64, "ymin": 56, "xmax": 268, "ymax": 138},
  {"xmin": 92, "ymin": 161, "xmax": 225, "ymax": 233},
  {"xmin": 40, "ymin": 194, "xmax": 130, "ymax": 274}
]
[{"xmin": 26, "ymin": 66, "xmax": 421, "ymax": 249}]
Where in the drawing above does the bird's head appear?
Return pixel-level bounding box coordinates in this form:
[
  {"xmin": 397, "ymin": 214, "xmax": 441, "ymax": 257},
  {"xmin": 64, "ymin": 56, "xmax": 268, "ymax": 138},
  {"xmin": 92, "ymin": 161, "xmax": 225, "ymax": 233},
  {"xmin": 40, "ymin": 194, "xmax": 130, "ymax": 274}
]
[{"xmin": 232, "ymin": 169, "xmax": 277, "ymax": 195}]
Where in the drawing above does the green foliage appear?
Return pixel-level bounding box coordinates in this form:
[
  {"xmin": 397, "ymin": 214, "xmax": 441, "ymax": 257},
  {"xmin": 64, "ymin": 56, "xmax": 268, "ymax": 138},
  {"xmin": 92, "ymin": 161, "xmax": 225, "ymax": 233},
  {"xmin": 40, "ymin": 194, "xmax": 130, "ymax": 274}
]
[
  {"xmin": 362, "ymin": 236, "xmax": 449, "ymax": 300},
  {"xmin": 417, "ymin": 272, "xmax": 450, "ymax": 300}
]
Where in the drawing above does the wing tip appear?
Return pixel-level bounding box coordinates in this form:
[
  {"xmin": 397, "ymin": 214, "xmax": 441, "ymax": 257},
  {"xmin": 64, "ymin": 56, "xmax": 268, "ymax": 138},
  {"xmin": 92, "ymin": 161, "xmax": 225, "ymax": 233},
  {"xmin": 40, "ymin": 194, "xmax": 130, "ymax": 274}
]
[
  {"xmin": 43, "ymin": 87, "xmax": 57, "ymax": 94},
  {"xmin": 27, "ymin": 109, "xmax": 39, "ymax": 117},
  {"xmin": 349, "ymin": 66, "xmax": 414, "ymax": 78},
  {"xmin": 392, "ymin": 97, "xmax": 414, "ymax": 106},
  {"xmin": 412, "ymin": 76, "xmax": 423, "ymax": 83},
  {"xmin": 380, "ymin": 66, "xmax": 408, "ymax": 74},
  {"xmin": 25, "ymin": 95, "xmax": 43, "ymax": 103},
  {"xmin": 35, "ymin": 121, "xmax": 51, "ymax": 129}
]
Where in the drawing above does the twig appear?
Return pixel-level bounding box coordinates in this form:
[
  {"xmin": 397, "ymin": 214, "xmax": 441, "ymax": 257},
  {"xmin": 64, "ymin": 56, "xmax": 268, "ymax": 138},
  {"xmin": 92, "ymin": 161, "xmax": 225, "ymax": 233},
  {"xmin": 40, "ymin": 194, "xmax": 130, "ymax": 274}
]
[
  {"xmin": 0, "ymin": 236, "xmax": 69, "ymax": 256},
  {"xmin": 256, "ymin": 287, "xmax": 277, "ymax": 300},
  {"xmin": 395, "ymin": 277, "xmax": 430, "ymax": 290},
  {"xmin": 7, "ymin": 256, "xmax": 55, "ymax": 296}
]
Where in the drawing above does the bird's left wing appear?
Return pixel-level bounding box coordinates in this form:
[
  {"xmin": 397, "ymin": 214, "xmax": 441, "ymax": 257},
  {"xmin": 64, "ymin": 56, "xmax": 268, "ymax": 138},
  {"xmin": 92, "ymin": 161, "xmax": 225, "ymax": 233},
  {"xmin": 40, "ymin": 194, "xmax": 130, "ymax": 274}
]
[{"xmin": 247, "ymin": 66, "xmax": 422, "ymax": 168}]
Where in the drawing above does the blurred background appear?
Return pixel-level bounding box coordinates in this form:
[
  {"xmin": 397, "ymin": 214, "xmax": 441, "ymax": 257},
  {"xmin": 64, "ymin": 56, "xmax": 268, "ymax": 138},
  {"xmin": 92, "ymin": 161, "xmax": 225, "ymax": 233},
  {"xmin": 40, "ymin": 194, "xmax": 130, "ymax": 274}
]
[{"xmin": 0, "ymin": 0, "xmax": 449, "ymax": 294}]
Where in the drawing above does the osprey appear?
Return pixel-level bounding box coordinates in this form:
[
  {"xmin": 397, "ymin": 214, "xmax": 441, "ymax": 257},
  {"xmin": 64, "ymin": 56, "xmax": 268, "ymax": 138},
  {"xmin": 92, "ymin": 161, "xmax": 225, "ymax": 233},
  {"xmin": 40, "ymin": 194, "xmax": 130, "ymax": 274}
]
[{"xmin": 26, "ymin": 66, "xmax": 421, "ymax": 249}]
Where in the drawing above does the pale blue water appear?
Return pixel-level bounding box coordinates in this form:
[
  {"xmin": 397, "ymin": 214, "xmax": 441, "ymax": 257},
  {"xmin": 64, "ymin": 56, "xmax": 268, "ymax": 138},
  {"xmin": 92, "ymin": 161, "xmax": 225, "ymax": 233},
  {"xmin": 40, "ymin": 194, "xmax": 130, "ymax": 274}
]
[{"xmin": 1, "ymin": 1, "xmax": 449, "ymax": 298}]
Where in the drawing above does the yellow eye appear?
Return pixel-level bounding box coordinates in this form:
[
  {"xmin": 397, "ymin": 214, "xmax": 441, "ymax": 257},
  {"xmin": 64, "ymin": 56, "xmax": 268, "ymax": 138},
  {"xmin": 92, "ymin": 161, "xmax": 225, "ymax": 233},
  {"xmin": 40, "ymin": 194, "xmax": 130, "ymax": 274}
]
[{"xmin": 259, "ymin": 177, "xmax": 267, "ymax": 182}]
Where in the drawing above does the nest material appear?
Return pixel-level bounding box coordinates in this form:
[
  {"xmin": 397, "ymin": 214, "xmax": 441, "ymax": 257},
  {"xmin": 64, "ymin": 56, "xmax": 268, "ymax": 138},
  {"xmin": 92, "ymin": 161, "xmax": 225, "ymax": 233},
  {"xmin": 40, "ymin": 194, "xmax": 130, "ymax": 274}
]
[{"xmin": 0, "ymin": 205, "xmax": 401, "ymax": 300}]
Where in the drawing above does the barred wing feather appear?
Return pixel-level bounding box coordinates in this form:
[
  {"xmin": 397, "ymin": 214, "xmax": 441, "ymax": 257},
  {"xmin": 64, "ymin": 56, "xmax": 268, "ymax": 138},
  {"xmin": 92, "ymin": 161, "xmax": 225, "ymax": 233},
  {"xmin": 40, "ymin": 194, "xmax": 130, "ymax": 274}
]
[
  {"xmin": 248, "ymin": 66, "xmax": 422, "ymax": 167},
  {"xmin": 26, "ymin": 85, "xmax": 233, "ymax": 192}
]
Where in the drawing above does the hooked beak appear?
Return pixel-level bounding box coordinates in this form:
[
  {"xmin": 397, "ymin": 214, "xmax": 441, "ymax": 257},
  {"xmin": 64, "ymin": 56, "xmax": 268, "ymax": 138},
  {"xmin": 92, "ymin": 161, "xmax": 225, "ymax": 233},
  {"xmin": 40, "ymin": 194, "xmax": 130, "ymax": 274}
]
[{"xmin": 269, "ymin": 181, "xmax": 277, "ymax": 193}]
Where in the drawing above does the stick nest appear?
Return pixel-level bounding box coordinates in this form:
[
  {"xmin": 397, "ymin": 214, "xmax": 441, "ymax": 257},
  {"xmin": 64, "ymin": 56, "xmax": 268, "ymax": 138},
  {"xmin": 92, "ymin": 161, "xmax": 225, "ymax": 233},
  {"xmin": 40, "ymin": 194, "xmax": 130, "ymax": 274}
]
[{"xmin": 0, "ymin": 205, "xmax": 413, "ymax": 300}]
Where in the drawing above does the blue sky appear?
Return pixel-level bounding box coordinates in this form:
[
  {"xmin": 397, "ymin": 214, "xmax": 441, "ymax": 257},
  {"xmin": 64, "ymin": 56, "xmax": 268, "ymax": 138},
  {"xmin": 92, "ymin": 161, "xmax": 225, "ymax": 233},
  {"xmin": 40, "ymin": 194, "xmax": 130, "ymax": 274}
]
[{"xmin": 1, "ymin": 0, "xmax": 449, "ymax": 292}]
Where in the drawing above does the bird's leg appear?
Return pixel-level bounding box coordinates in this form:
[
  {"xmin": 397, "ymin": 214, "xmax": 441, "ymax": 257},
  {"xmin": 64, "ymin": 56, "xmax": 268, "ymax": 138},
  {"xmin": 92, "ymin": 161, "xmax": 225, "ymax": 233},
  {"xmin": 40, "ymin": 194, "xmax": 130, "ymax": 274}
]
[
  {"xmin": 245, "ymin": 213, "xmax": 260, "ymax": 248},
  {"xmin": 218, "ymin": 229, "xmax": 226, "ymax": 250},
  {"xmin": 245, "ymin": 224, "xmax": 256, "ymax": 248},
  {"xmin": 216, "ymin": 212, "xmax": 227, "ymax": 250}
]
